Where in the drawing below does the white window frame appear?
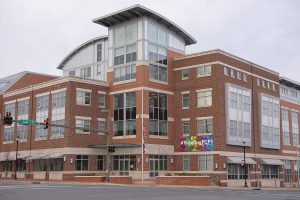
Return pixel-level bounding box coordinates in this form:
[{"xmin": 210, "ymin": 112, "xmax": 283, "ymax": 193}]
[{"xmin": 197, "ymin": 89, "xmax": 212, "ymax": 108}]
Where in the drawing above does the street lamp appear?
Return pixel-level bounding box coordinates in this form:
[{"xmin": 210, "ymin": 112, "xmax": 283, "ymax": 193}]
[
  {"xmin": 14, "ymin": 135, "xmax": 20, "ymax": 180},
  {"xmin": 242, "ymin": 141, "xmax": 248, "ymax": 187},
  {"xmin": 101, "ymin": 109, "xmax": 110, "ymax": 182}
]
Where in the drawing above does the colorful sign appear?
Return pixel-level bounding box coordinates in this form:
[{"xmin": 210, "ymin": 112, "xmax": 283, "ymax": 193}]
[{"xmin": 180, "ymin": 135, "xmax": 214, "ymax": 152}]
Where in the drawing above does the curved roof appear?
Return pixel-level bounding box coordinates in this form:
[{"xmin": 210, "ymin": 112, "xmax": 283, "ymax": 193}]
[
  {"xmin": 57, "ymin": 35, "xmax": 108, "ymax": 69},
  {"xmin": 92, "ymin": 4, "xmax": 197, "ymax": 46}
]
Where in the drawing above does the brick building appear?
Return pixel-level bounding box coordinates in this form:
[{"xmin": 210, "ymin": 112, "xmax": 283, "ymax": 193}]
[{"xmin": 0, "ymin": 5, "xmax": 299, "ymax": 187}]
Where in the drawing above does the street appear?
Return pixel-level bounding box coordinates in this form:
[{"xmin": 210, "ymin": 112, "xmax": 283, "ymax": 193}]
[{"xmin": 0, "ymin": 183, "xmax": 299, "ymax": 200}]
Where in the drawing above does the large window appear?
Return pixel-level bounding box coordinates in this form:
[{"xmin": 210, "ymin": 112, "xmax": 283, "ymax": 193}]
[
  {"xmin": 18, "ymin": 99, "xmax": 29, "ymax": 116},
  {"xmin": 149, "ymin": 155, "xmax": 167, "ymax": 171},
  {"xmin": 98, "ymin": 120, "xmax": 105, "ymax": 134},
  {"xmin": 17, "ymin": 126, "xmax": 28, "ymax": 140},
  {"xmin": 16, "ymin": 160, "xmax": 26, "ymax": 171},
  {"xmin": 198, "ymin": 155, "xmax": 213, "ymax": 171},
  {"xmin": 183, "ymin": 155, "xmax": 190, "ymax": 171},
  {"xmin": 114, "ymin": 23, "xmax": 137, "ymax": 83},
  {"xmin": 197, "ymin": 117, "xmax": 213, "ymax": 134},
  {"xmin": 35, "ymin": 95, "xmax": 49, "ymax": 139},
  {"xmin": 182, "ymin": 93, "xmax": 189, "ymax": 108},
  {"xmin": 284, "ymin": 160, "xmax": 291, "ymax": 183},
  {"xmin": 197, "ymin": 65, "xmax": 211, "ymax": 77},
  {"xmin": 149, "ymin": 45, "xmax": 168, "ymax": 82},
  {"xmin": 261, "ymin": 165, "xmax": 279, "ymax": 179},
  {"xmin": 51, "ymin": 91, "xmax": 65, "ymax": 137},
  {"xmin": 182, "ymin": 69, "xmax": 189, "ymax": 80},
  {"xmin": 75, "ymin": 118, "xmax": 90, "ymax": 133},
  {"xmin": 260, "ymin": 94, "xmax": 280, "ymax": 149},
  {"xmin": 33, "ymin": 160, "xmax": 46, "ymax": 171},
  {"xmin": 282, "ymin": 109, "xmax": 290, "ymax": 145},
  {"xmin": 76, "ymin": 90, "xmax": 91, "ymax": 106},
  {"xmin": 226, "ymin": 84, "xmax": 252, "ymax": 146},
  {"xmin": 97, "ymin": 155, "xmax": 105, "ymax": 171},
  {"xmin": 75, "ymin": 155, "xmax": 89, "ymax": 171},
  {"xmin": 5, "ymin": 102, "xmax": 16, "ymax": 118},
  {"xmin": 50, "ymin": 158, "xmax": 63, "ymax": 171},
  {"xmin": 149, "ymin": 92, "xmax": 168, "ymax": 136},
  {"xmin": 3, "ymin": 127, "xmax": 14, "ymax": 143},
  {"xmin": 112, "ymin": 155, "xmax": 136, "ymax": 175},
  {"xmin": 113, "ymin": 92, "xmax": 136, "ymax": 136},
  {"xmin": 114, "ymin": 64, "xmax": 136, "ymax": 82},
  {"xmin": 197, "ymin": 90, "xmax": 212, "ymax": 107},
  {"xmin": 292, "ymin": 111, "xmax": 299, "ymax": 146},
  {"xmin": 80, "ymin": 67, "xmax": 91, "ymax": 78},
  {"xmin": 227, "ymin": 164, "xmax": 249, "ymax": 180}
]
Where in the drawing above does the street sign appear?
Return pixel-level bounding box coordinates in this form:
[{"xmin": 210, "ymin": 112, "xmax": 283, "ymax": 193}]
[{"xmin": 18, "ymin": 119, "xmax": 35, "ymax": 125}]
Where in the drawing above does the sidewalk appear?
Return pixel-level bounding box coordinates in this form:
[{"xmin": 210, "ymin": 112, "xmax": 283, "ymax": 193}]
[{"xmin": 1, "ymin": 179, "xmax": 299, "ymax": 191}]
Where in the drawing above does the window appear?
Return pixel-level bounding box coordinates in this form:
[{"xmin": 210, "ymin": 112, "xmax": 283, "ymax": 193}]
[
  {"xmin": 243, "ymin": 74, "xmax": 248, "ymax": 82},
  {"xmin": 281, "ymin": 87, "xmax": 288, "ymax": 95},
  {"xmin": 114, "ymin": 23, "xmax": 137, "ymax": 66},
  {"xmin": 262, "ymin": 80, "xmax": 266, "ymax": 88},
  {"xmin": 197, "ymin": 65, "xmax": 211, "ymax": 77},
  {"xmin": 17, "ymin": 126, "xmax": 28, "ymax": 140},
  {"xmin": 291, "ymin": 90, "xmax": 298, "ymax": 98},
  {"xmin": 3, "ymin": 127, "xmax": 14, "ymax": 142},
  {"xmin": 114, "ymin": 64, "xmax": 136, "ymax": 82},
  {"xmin": 282, "ymin": 109, "xmax": 290, "ymax": 145},
  {"xmin": 227, "ymin": 164, "xmax": 249, "ymax": 180},
  {"xmin": 149, "ymin": 92, "xmax": 168, "ymax": 136},
  {"xmin": 183, "ymin": 155, "xmax": 190, "ymax": 171},
  {"xmin": 257, "ymin": 78, "xmax": 260, "ymax": 86},
  {"xmin": 98, "ymin": 93, "xmax": 105, "ymax": 107},
  {"xmin": 182, "ymin": 69, "xmax": 189, "ymax": 80},
  {"xmin": 197, "ymin": 117, "xmax": 213, "ymax": 134},
  {"xmin": 149, "ymin": 155, "xmax": 167, "ymax": 172},
  {"xmin": 16, "ymin": 160, "xmax": 26, "ymax": 171},
  {"xmin": 284, "ymin": 160, "xmax": 291, "ymax": 183},
  {"xmin": 182, "ymin": 93, "xmax": 189, "ymax": 108},
  {"xmin": 197, "ymin": 90, "xmax": 212, "ymax": 107},
  {"xmin": 295, "ymin": 161, "xmax": 300, "ymax": 182},
  {"xmin": 149, "ymin": 44, "xmax": 168, "ymax": 82},
  {"xmin": 231, "ymin": 69, "xmax": 235, "ymax": 78},
  {"xmin": 224, "ymin": 67, "xmax": 229, "ymax": 76},
  {"xmin": 292, "ymin": 111, "xmax": 299, "ymax": 146},
  {"xmin": 75, "ymin": 155, "xmax": 89, "ymax": 171},
  {"xmin": 80, "ymin": 67, "xmax": 91, "ymax": 78},
  {"xmin": 112, "ymin": 155, "xmax": 136, "ymax": 175},
  {"xmin": 148, "ymin": 23, "xmax": 167, "ymax": 45},
  {"xmin": 237, "ymin": 71, "xmax": 241, "ymax": 80},
  {"xmin": 97, "ymin": 155, "xmax": 104, "ymax": 171},
  {"xmin": 97, "ymin": 65, "xmax": 102, "ymax": 76},
  {"xmin": 182, "ymin": 121, "xmax": 190, "ymax": 135},
  {"xmin": 5, "ymin": 102, "xmax": 16, "ymax": 118},
  {"xmin": 260, "ymin": 94, "xmax": 280, "ymax": 149},
  {"xmin": 69, "ymin": 71, "xmax": 75, "ymax": 77},
  {"xmin": 198, "ymin": 155, "xmax": 213, "ymax": 171},
  {"xmin": 226, "ymin": 84, "xmax": 252, "ymax": 145},
  {"xmin": 18, "ymin": 100, "xmax": 29, "ymax": 116},
  {"xmin": 98, "ymin": 120, "xmax": 105, "ymax": 134},
  {"xmin": 272, "ymin": 84, "xmax": 276, "ymax": 91},
  {"xmin": 76, "ymin": 90, "xmax": 91, "ymax": 105},
  {"xmin": 97, "ymin": 43, "xmax": 102, "ymax": 62},
  {"xmin": 52, "ymin": 91, "xmax": 65, "ymax": 137},
  {"xmin": 76, "ymin": 118, "xmax": 90, "ymax": 133},
  {"xmin": 261, "ymin": 165, "xmax": 279, "ymax": 179},
  {"xmin": 113, "ymin": 92, "xmax": 136, "ymax": 136},
  {"xmin": 33, "ymin": 160, "xmax": 46, "ymax": 171},
  {"xmin": 2, "ymin": 161, "xmax": 13, "ymax": 172},
  {"xmin": 50, "ymin": 158, "xmax": 63, "ymax": 171},
  {"xmin": 35, "ymin": 95, "xmax": 49, "ymax": 139}
]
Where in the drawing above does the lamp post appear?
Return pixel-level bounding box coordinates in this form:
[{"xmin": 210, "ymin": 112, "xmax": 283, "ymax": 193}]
[
  {"xmin": 242, "ymin": 141, "xmax": 248, "ymax": 187},
  {"xmin": 14, "ymin": 136, "xmax": 19, "ymax": 180},
  {"xmin": 101, "ymin": 109, "xmax": 110, "ymax": 182}
]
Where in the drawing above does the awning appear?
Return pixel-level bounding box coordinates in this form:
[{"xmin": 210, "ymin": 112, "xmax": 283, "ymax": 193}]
[
  {"xmin": 227, "ymin": 157, "xmax": 257, "ymax": 165},
  {"xmin": 0, "ymin": 154, "xmax": 28, "ymax": 161},
  {"xmin": 27, "ymin": 153, "xmax": 64, "ymax": 160},
  {"xmin": 261, "ymin": 158, "xmax": 284, "ymax": 165},
  {"xmin": 90, "ymin": 144, "xmax": 141, "ymax": 148}
]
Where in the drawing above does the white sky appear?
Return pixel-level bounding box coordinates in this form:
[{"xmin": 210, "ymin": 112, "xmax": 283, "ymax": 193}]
[{"xmin": 0, "ymin": 0, "xmax": 299, "ymax": 81}]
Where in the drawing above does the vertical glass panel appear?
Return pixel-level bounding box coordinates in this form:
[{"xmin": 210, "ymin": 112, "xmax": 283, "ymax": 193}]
[
  {"xmin": 148, "ymin": 23, "xmax": 158, "ymax": 43},
  {"xmin": 114, "ymin": 27, "xmax": 125, "ymax": 46}
]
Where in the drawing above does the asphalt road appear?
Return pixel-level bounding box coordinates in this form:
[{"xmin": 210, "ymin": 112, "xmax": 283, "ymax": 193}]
[{"xmin": 0, "ymin": 183, "xmax": 300, "ymax": 200}]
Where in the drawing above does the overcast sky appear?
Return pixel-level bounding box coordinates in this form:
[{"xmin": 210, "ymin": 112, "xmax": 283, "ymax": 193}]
[{"xmin": 0, "ymin": 0, "xmax": 299, "ymax": 81}]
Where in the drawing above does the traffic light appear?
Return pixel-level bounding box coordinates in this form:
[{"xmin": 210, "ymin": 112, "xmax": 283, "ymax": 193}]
[
  {"xmin": 143, "ymin": 143, "xmax": 146, "ymax": 154},
  {"xmin": 44, "ymin": 117, "xmax": 49, "ymax": 129},
  {"xmin": 3, "ymin": 112, "xmax": 13, "ymax": 125},
  {"xmin": 108, "ymin": 146, "xmax": 115, "ymax": 153}
]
